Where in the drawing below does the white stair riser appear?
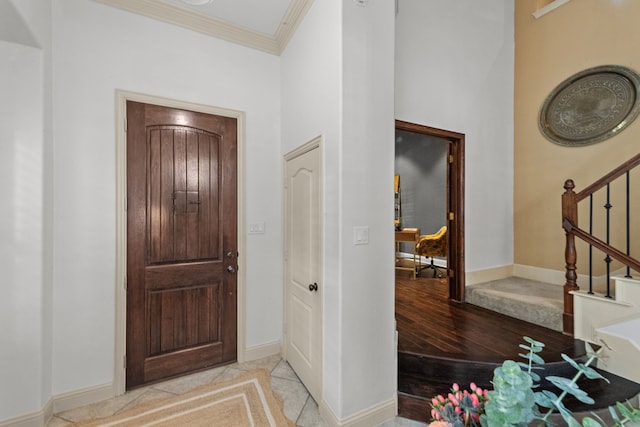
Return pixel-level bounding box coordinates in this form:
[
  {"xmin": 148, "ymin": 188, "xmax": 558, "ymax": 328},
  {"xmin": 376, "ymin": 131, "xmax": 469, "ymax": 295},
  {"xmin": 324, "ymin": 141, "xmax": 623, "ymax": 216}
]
[
  {"xmin": 573, "ymin": 277, "xmax": 640, "ymax": 343},
  {"xmin": 596, "ymin": 318, "xmax": 640, "ymax": 385},
  {"xmin": 573, "ymin": 277, "xmax": 640, "ymax": 385}
]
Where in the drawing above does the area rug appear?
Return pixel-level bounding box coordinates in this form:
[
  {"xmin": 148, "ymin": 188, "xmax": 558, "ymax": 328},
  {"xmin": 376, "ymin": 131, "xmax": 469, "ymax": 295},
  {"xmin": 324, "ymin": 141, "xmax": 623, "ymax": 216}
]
[{"xmin": 73, "ymin": 369, "xmax": 295, "ymax": 426}]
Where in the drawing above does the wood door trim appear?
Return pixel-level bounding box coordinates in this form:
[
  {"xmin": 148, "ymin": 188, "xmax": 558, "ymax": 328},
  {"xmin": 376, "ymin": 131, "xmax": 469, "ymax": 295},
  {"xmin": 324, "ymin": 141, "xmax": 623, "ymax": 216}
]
[
  {"xmin": 395, "ymin": 120, "xmax": 466, "ymax": 301},
  {"xmin": 114, "ymin": 90, "xmax": 246, "ymax": 395}
]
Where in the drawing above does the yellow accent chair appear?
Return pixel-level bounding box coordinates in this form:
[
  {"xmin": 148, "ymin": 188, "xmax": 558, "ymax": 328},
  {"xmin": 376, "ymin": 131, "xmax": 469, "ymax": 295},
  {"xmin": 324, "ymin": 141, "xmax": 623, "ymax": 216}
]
[{"xmin": 415, "ymin": 226, "xmax": 447, "ymax": 278}]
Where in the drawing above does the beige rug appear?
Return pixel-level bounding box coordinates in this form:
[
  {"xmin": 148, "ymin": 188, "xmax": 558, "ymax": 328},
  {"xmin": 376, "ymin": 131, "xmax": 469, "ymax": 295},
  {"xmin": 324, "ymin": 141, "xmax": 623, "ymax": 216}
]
[{"xmin": 73, "ymin": 369, "xmax": 295, "ymax": 426}]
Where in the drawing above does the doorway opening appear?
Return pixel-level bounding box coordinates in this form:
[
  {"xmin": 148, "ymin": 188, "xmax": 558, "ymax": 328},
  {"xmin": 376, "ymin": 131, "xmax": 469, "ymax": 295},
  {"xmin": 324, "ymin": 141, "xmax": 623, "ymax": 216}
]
[{"xmin": 395, "ymin": 120, "xmax": 465, "ymax": 300}]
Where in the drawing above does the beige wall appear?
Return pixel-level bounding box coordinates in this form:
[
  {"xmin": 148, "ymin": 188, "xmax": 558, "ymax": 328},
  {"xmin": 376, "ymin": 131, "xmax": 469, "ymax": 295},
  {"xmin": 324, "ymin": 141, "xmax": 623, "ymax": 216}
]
[{"xmin": 514, "ymin": 0, "xmax": 640, "ymax": 274}]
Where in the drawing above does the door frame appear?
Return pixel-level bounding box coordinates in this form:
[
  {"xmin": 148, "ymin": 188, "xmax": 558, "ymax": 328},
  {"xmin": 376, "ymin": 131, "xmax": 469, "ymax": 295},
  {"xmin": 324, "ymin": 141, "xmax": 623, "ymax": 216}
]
[
  {"xmin": 395, "ymin": 120, "xmax": 465, "ymax": 301},
  {"xmin": 113, "ymin": 90, "xmax": 246, "ymax": 395}
]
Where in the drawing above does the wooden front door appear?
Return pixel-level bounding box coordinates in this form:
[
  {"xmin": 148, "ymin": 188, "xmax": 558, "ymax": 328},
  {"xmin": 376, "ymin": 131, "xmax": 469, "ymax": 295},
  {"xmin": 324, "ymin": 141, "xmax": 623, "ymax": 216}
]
[{"xmin": 126, "ymin": 101, "xmax": 237, "ymax": 388}]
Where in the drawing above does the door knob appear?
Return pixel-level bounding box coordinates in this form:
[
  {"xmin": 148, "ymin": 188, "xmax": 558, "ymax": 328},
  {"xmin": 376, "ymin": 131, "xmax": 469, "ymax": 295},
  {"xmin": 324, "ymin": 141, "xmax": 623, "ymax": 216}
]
[
  {"xmin": 226, "ymin": 265, "xmax": 236, "ymax": 273},
  {"xmin": 308, "ymin": 282, "xmax": 318, "ymax": 292}
]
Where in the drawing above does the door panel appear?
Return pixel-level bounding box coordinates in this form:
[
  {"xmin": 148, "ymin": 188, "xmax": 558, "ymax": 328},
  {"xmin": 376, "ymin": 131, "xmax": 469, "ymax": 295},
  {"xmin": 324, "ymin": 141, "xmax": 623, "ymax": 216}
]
[
  {"xmin": 284, "ymin": 144, "xmax": 322, "ymax": 402},
  {"xmin": 126, "ymin": 101, "xmax": 237, "ymax": 388}
]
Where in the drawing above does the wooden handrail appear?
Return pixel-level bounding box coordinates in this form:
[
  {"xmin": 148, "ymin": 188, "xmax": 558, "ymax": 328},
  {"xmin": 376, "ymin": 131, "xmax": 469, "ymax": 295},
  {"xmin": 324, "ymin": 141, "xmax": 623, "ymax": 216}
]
[
  {"xmin": 561, "ymin": 153, "xmax": 640, "ymax": 335},
  {"xmin": 575, "ymin": 153, "xmax": 640, "ymax": 202},
  {"xmin": 562, "ymin": 219, "xmax": 640, "ymax": 273}
]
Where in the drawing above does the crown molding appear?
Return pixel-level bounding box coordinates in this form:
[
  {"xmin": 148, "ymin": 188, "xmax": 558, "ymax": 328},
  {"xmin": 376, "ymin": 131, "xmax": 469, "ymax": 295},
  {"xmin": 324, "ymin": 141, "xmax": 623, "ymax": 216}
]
[
  {"xmin": 274, "ymin": 0, "xmax": 314, "ymax": 53},
  {"xmin": 94, "ymin": 0, "xmax": 314, "ymax": 55}
]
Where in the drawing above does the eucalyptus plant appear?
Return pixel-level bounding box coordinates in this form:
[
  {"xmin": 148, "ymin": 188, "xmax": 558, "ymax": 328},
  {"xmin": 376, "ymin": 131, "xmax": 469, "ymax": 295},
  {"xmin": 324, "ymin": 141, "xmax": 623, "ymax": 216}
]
[{"xmin": 480, "ymin": 336, "xmax": 640, "ymax": 427}]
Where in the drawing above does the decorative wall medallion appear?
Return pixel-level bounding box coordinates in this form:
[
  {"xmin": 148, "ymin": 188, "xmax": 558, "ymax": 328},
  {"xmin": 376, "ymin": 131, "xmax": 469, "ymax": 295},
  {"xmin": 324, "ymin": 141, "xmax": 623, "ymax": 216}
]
[{"xmin": 539, "ymin": 65, "xmax": 640, "ymax": 146}]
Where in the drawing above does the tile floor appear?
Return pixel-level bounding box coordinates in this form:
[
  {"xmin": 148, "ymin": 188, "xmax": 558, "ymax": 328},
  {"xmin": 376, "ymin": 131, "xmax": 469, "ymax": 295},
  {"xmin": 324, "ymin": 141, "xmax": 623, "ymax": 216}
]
[{"xmin": 46, "ymin": 355, "xmax": 426, "ymax": 426}]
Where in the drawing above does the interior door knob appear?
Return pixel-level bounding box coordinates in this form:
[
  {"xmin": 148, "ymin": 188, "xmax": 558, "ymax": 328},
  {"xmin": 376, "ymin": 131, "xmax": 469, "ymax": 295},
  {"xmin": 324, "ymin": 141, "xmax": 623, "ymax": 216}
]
[
  {"xmin": 308, "ymin": 282, "xmax": 318, "ymax": 292},
  {"xmin": 226, "ymin": 265, "xmax": 236, "ymax": 273}
]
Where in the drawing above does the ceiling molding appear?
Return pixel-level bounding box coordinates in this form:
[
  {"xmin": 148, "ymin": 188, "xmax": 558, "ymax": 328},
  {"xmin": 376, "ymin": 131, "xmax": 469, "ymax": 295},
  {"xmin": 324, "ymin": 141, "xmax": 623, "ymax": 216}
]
[
  {"xmin": 273, "ymin": 0, "xmax": 314, "ymax": 53},
  {"xmin": 94, "ymin": 0, "xmax": 314, "ymax": 55}
]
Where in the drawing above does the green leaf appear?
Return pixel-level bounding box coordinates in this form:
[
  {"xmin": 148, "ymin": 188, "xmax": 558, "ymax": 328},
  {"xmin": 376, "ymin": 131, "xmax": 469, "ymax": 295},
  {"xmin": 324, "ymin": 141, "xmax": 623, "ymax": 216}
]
[
  {"xmin": 558, "ymin": 407, "xmax": 581, "ymax": 427},
  {"xmin": 561, "ymin": 353, "xmax": 582, "ymax": 371},
  {"xmin": 553, "ymin": 396, "xmax": 571, "ymax": 415},
  {"xmin": 519, "ymin": 352, "xmax": 545, "ymax": 365},
  {"xmin": 523, "ymin": 336, "xmax": 545, "ymax": 348},
  {"xmin": 617, "ymin": 401, "xmax": 640, "ymax": 421},
  {"xmin": 577, "ymin": 365, "xmax": 609, "ymax": 382},
  {"xmin": 608, "ymin": 405, "xmax": 621, "ymax": 423},
  {"xmin": 529, "ymin": 371, "xmax": 541, "ymax": 382},
  {"xmin": 580, "ymin": 416, "xmax": 604, "ymax": 426},
  {"xmin": 534, "ymin": 391, "xmax": 555, "ymax": 408},
  {"xmin": 547, "ymin": 377, "xmax": 595, "ymax": 404},
  {"xmin": 546, "ymin": 376, "xmax": 574, "ymax": 389}
]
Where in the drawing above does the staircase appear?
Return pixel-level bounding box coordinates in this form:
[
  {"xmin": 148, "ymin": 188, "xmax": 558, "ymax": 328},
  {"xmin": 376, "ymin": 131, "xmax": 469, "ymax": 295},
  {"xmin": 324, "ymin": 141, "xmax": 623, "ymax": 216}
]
[
  {"xmin": 573, "ymin": 276, "xmax": 640, "ymax": 385},
  {"xmin": 561, "ymin": 153, "xmax": 640, "ymax": 391}
]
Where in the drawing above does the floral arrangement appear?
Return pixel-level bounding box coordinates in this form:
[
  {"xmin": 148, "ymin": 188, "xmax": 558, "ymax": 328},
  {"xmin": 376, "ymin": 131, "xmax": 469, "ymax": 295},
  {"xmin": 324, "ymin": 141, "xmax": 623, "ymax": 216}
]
[
  {"xmin": 428, "ymin": 337, "xmax": 640, "ymax": 427},
  {"xmin": 430, "ymin": 383, "xmax": 489, "ymax": 426}
]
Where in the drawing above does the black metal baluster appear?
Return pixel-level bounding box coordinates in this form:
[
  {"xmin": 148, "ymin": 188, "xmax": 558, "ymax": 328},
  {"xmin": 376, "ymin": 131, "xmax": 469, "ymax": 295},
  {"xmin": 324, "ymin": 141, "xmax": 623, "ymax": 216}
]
[
  {"xmin": 604, "ymin": 183, "xmax": 612, "ymax": 298},
  {"xmin": 625, "ymin": 170, "xmax": 632, "ymax": 278},
  {"xmin": 589, "ymin": 194, "xmax": 593, "ymax": 294}
]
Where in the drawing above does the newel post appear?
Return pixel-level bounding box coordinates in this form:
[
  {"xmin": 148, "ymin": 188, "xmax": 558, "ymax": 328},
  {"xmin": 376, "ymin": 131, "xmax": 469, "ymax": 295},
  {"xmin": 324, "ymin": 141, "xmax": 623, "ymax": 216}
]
[{"xmin": 562, "ymin": 179, "xmax": 578, "ymax": 335}]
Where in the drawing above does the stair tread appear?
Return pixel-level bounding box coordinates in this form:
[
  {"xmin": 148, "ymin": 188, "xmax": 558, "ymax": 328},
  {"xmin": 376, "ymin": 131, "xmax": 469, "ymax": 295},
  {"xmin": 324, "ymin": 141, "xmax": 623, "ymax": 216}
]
[{"xmin": 399, "ymin": 351, "xmax": 640, "ymax": 414}]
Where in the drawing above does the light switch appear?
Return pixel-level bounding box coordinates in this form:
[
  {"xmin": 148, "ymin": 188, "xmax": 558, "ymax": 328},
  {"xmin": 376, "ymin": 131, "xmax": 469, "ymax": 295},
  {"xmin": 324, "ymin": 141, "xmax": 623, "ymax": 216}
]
[
  {"xmin": 248, "ymin": 222, "xmax": 265, "ymax": 234},
  {"xmin": 354, "ymin": 226, "xmax": 369, "ymax": 245}
]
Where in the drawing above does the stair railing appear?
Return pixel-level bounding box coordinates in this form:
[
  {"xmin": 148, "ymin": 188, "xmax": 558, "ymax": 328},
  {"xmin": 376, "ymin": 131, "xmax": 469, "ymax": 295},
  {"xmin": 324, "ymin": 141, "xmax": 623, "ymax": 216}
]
[{"xmin": 561, "ymin": 153, "xmax": 640, "ymax": 335}]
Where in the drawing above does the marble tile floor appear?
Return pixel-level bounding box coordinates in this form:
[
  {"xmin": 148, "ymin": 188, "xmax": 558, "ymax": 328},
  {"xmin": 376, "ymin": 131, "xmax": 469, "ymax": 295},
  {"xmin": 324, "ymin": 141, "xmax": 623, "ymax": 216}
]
[{"xmin": 46, "ymin": 355, "xmax": 426, "ymax": 427}]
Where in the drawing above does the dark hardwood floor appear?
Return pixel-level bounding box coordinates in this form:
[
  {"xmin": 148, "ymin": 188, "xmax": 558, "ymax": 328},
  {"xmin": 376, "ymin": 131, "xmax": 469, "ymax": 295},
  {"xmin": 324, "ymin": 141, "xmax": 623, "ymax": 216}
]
[
  {"xmin": 395, "ymin": 270, "xmax": 640, "ymax": 423},
  {"xmin": 395, "ymin": 272, "xmax": 581, "ymax": 363}
]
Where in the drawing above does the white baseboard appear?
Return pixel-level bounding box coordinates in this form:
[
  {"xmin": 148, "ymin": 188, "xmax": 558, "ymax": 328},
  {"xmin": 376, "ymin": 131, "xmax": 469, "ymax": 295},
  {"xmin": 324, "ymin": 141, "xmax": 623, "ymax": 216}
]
[
  {"xmin": 52, "ymin": 382, "xmax": 114, "ymax": 414},
  {"xmin": 466, "ymin": 264, "xmax": 513, "ymax": 286},
  {"xmin": 465, "ymin": 264, "xmax": 598, "ymax": 288},
  {"xmin": 0, "ymin": 397, "xmax": 52, "ymax": 427},
  {"xmin": 319, "ymin": 397, "xmax": 396, "ymax": 427},
  {"xmin": 513, "ymin": 264, "xmax": 565, "ymax": 286},
  {"xmin": 513, "ymin": 264, "xmax": 631, "ymax": 291},
  {"xmin": 242, "ymin": 340, "xmax": 281, "ymax": 362},
  {"xmin": 0, "ymin": 382, "xmax": 112, "ymax": 427},
  {"xmin": 5, "ymin": 342, "xmax": 281, "ymax": 427}
]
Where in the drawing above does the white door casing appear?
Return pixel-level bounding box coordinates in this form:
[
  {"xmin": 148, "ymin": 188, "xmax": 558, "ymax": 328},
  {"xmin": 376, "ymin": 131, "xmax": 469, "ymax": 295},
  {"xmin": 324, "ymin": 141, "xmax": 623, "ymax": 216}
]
[{"xmin": 283, "ymin": 137, "xmax": 322, "ymax": 402}]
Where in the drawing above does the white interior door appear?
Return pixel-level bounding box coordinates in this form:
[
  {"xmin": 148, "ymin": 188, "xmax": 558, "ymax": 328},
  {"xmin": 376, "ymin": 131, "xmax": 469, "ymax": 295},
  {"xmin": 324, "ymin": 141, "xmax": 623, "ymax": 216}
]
[{"xmin": 284, "ymin": 140, "xmax": 322, "ymax": 402}]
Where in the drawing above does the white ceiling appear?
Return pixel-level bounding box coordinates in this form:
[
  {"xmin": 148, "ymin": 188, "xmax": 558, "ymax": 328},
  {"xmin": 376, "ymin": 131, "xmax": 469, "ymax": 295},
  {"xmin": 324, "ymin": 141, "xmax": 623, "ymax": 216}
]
[{"xmin": 94, "ymin": 0, "xmax": 314, "ymax": 55}]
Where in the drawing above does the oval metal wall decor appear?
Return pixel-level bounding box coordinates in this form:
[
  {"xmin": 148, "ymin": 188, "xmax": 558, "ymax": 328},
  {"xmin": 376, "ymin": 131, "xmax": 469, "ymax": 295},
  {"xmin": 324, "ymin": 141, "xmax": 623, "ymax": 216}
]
[{"xmin": 539, "ymin": 65, "xmax": 640, "ymax": 146}]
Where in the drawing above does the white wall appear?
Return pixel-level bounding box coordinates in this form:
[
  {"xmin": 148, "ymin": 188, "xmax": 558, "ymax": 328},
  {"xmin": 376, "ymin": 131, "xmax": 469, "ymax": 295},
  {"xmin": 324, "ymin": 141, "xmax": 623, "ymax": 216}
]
[
  {"xmin": 0, "ymin": 0, "xmax": 52, "ymax": 420},
  {"xmin": 51, "ymin": 0, "xmax": 282, "ymax": 395},
  {"xmin": 0, "ymin": 39, "xmax": 45, "ymax": 420},
  {"xmin": 340, "ymin": 0, "xmax": 396, "ymax": 418},
  {"xmin": 282, "ymin": 0, "xmax": 396, "ymax": 421},
  {"xmin": 395, "ymin": 0, "xmax": 515, "ymax": 273},
  {"xmin": 280, "ymin": 0, "xmax": 343, "ymax": 417}
]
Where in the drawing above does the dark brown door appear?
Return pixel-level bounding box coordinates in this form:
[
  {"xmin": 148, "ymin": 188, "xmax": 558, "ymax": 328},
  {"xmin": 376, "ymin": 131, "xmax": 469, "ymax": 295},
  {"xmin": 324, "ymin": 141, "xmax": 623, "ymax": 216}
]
[{"xmin": 126, "ymin": 101, "xmax": 237, "ymax": 388}]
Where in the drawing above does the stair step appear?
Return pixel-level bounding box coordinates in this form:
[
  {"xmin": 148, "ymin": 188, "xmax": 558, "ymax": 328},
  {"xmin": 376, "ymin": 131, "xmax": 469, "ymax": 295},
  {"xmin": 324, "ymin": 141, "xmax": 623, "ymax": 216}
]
[
  {"xmin": 466, "ymin": 277, "xmax": 563, "ymax": 332},
  {"xmin": 398, "ymin": 351, "xmax": 640, "ymax": 423}
]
